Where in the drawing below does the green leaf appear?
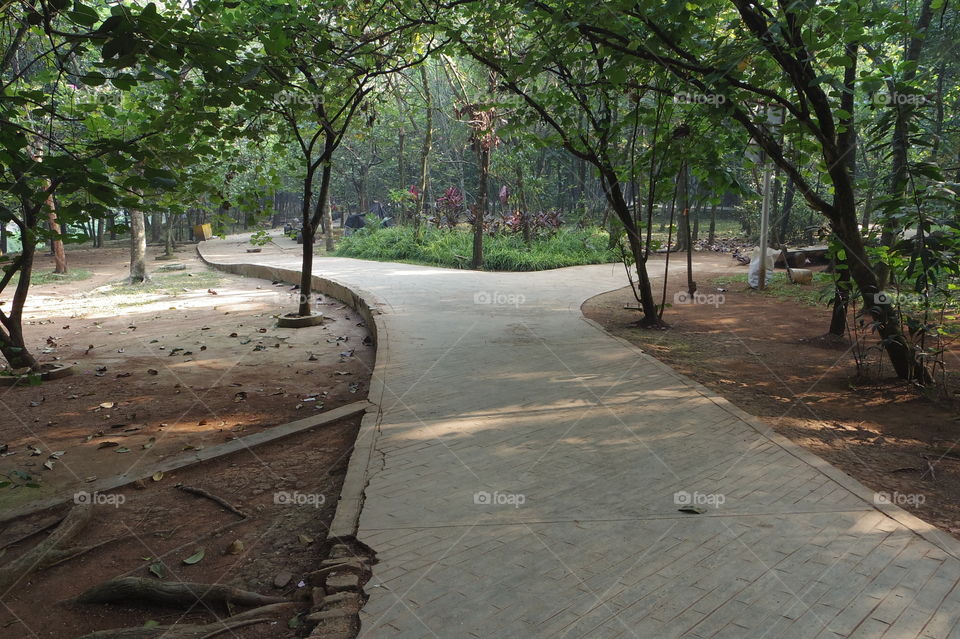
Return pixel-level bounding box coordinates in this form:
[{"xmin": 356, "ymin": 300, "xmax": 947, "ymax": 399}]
[{"xmin": 182, "ymin": 549, "xmax": 205, "ymax": 565}]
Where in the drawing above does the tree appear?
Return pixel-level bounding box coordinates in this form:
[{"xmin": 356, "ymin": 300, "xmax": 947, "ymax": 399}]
[{"xmin": 559, "ymin": 0, "xmax": 940, "ymax": 379}]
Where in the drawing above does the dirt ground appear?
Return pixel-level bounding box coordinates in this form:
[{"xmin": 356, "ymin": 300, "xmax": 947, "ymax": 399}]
[
  {"xmin": 0, "ymin": 244, "xmax": 373, "ymax": 638},
  {"xmin": 584, "ymin": 252, "xmax": 960, "ymax": 538}
]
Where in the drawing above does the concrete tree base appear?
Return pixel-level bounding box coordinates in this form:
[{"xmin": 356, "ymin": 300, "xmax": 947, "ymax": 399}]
[
  {"xmin": 276, "ymin": 313, "xmax": 324, "ymax": 328},
  {"xmin": 0, "ymin": 363, "xmax": 75, "ymax": 387}
]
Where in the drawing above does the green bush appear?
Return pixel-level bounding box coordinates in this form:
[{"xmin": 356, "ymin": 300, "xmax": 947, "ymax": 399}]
[{"xmin": 335, "ymin": 226, "xmax": 617, "ymax": 271}]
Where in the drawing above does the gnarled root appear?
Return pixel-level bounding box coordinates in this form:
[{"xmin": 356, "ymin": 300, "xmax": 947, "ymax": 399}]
[{"xmin": 76, "ymin": 576, "xmax": 288, "ymax": 608}]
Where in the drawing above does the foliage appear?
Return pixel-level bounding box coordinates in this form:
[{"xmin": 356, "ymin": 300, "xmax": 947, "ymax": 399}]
[{"xmin": 336, "ymin": 226, "xmax": 616, "ymax": 270}]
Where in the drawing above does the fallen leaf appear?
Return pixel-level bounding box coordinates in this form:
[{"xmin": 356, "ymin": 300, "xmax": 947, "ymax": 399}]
[
  {"xmin": 99, "ymin": 402, "xmax": 115, "ymax": 409},
  {"xmin": 182, "ymin": 548, "xmax": 205, "ymax": 565},
  {"xmin": 152, "ymin": 471, "xmax": 164, "ymax": 482},
  {"xmin": 98, "ymin": 441, "xmax": 119, "ymax": 449},
  {"xmin": 149, "ymin": 563, "xmax": 165, "ymax": 578}
]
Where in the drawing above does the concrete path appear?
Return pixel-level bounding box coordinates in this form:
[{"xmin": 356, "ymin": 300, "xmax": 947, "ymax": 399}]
[{"xmin": 200, "ymin": 234, "xmax": 960, "ymax": 639}]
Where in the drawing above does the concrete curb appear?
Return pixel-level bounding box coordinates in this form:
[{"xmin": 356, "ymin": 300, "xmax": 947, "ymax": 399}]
[
  {"xmin": 579, "ymin": 314, "xmax": 960, "ymax": 561},
  {"xmin": 196, "ymin": 244, "xmax": 387, "ymax": 544}
]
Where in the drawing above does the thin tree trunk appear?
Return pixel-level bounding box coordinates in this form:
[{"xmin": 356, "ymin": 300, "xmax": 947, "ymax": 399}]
[
  {"xmin": 298, "ymin": 167, "xmax": 316, "ymax": 317},
  {"xmin": 473, "ymin": 146, "xmax": 488, "ymax": 269},
  {"xmin": 164, "ymin": 213, "xmax": 176, "ymax": 256},
  {"xmin": 877, "ymin": 0, "xmax": 934, "ymax": 288},
  {"xmin": 778, "ymin": 177, "xmax": 796, "ymax": 242},
  {"xmin": 704, "ymin": 203, "xmax": 716, "ymax": 246},
  {"xmin": 829, "ymin": 258, "xmax": 850, "ymax": 336},
  {"xmin": 416, "ymin": 65, "xmax": 433, "ymax": 242},
  {"xmin": 46, "ymin": 194, "xmax": 67, "ymax": 274},
  {"xmin": 398, "ymin": 127, "xmax": 406, "ymax": 224},
  {"xmin": 321, "ymin": 162, "xmax": 335, "ymax": 252},
  {"xmin": 128, "ymin": 209, "xmax": 148, "ymax": 283}
]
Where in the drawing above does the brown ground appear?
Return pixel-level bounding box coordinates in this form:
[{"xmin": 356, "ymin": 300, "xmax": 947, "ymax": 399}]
[
  {"xmin": 0, "ymin": 244, "xmax": 373, "ymax": 638},
  {"xmin": 584, "ymin": 252, "xmax": 960, "ymax": 537}
]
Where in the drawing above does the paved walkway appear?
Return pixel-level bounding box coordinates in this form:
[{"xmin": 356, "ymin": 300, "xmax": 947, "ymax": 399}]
[{"xmin": 200, "ymin": 234, "xmax": 960, "ymax": 639}]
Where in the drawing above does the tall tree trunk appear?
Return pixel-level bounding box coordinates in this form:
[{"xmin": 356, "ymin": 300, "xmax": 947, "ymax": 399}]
[
  {"xmin": 515, "ymin": 165, "xmax": 531, "ymax": 245},
  {"xmin": 0, "ymin": 241, "xmax": 39, "ymax": 371},
  {"xmin": 398, "ymin": 127, "xmax": 407, "ymax": 224},
  {"xmin": 877, "ymin": 0, "xmax": 934, "ymax": 288},
  {"xmin": 778, "ymin": 177, "xmax": 796, "ymax": 242},
  {"xmin": 165, "ymin": 213, "xmax": 176, "ymax": 257},
  {"xmin": 416, "ymin": 65, "xmax": 433, "ymax": 241},
  {"xmin": 828, "ymin": 257, "xmax": 850, "ymax": 337},
  {"xmin": 473, "ymin": 146, "xmax": 489, "ymax": 269},
  {"xmin": 1, "ymin": 221, "xmax": 7, "ymax": 255},
  {"xmin": 707, "ymin": 203, "xmax": 717, "ymax": 245},
  {"xmin": 150, "ymin": 213, "xmax": 162, "ymax": 243},
  {"xmin": 129, "ymin": 209, "xmax": 148, "ymax": 283},
  {"xmin": 45, "ymin": 193, "xmax": 67, "ymax": 274},
  {"xmin": 601, "ymin": 167, "xmax": 659, "ymax": 324},
  {"xmin": 298, "ymin": 167, "xmax": 316, "ymax": 318},
  {"xmin": 321, "ymin": 163, "xmax": 335, "ymax": 252}
]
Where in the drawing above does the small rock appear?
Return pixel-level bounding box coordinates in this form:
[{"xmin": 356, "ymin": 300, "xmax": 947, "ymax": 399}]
[
  {"xmin": 274, "ymin": 570, "xmax": 294, "ymax": 589},
  {"xmin": 324, "ymin": 573, "xmax": 360, "ymax": 593}
]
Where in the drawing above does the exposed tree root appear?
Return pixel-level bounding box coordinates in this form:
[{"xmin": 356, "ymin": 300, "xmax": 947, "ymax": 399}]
[
  {"xmin": 176, "ymin": 484, "xmax": 247, "ymax": 519},
  {"xmin": 76, "ymin": 576, "xmax": 288, "ymax": 608},
  {"xmin": 74, "ymin": 602, "xmax": 300, "ymax": 639},
  {"xmin": 0, "ymin": 504, "xmax": 91, "ymax": 593}
]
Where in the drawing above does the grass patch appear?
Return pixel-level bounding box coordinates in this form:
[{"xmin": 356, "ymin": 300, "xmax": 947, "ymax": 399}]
[
  {"xmin": 335, "ymin": 226, "xmax": 617, "ymax": 270},
  {"xmin": 89, "ymin": 270, "xmax": 224, "ymax": 298},
  {"xmin": 5, "ymin": 268, "xmax": 94, "ymax": 286},
  {"xmin": 30, "ymin": 269, "xmax": 93, "ymax": 285},
  {"xmin": 712, "ymin": 271, "xmax": 836, "ymax": 307}
]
